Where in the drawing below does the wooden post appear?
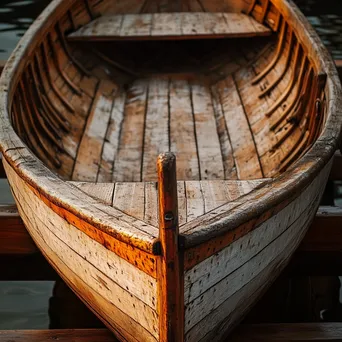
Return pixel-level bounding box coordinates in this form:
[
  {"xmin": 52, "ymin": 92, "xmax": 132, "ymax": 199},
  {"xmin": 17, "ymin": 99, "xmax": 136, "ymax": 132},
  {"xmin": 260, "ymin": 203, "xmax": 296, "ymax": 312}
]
[{"xmin": 157, "ymin": 152, "xmax": 184, "ymax": 342}]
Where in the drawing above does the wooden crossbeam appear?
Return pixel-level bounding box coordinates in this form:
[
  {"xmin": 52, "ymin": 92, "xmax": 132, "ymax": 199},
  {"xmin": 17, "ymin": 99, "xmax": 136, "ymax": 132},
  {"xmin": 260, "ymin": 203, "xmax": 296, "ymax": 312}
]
[
  {"xmin": 0, "ymin": 204, "xmax": 37, "ymax": 255},
  {"xmin": 2, "ymin": 323, "xmax": 342, "ymax": 341}
]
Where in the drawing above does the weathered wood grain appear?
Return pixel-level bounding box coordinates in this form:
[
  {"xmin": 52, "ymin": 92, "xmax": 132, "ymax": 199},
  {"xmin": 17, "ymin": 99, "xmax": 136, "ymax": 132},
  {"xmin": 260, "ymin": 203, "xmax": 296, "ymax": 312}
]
[
  {"xmin": 5, "ymin": 158, "xmax": 159, "ymax": 341},
  {"xmin": 190, "ymin": 84, "xmax": 224, "ymax": 180},
  {"xmin": 142, "ymin": 79, "xmax": 169, "ymax": 181},
  {"xmin": 157, "ymin": 152, "xmax": 184, "ymax": 341},
  {"xmin": 169, "ymin": 79, "xmax": 199, "ymax": 181},
  {"xmin": 0, "ymin": 0, "xmax": 341, "ymax": 341},
  {"xmin": 112, "ymin": 80, "xmax": 148, "ymax": 182},
  {"xmin": 72, "ymin": 82, "xmax": 115, "ymax": 181},
  {"xmin": 215, "ymin": 76, "xmax": 263, "ymax": 179},
  {"xmin": 68, "ymin": 13, "xmax": 271, "ymax": 41},
  {"xmin": 184, "ymin": 163, "xmax": 330, "ymax": 340}
]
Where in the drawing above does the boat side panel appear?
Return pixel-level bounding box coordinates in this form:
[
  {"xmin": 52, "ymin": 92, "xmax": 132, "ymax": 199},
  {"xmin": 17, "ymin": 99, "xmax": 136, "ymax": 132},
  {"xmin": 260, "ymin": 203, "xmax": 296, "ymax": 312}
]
[
  {"xmin": 183, "ymin": 160, "xmax": 331, "ymax": 341},
  {"xmin": 4, "ymin": 158, "xmax": 160, "ymax": 341}
]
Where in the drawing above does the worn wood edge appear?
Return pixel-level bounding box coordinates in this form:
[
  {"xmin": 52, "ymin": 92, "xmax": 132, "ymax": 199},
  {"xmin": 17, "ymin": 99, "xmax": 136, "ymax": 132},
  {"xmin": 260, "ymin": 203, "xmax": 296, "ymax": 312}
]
[
  {"xmin": 180, "ymin": 0, "xmax": 342, "ymax": 248},
  {"xmin": 1, "ymin": 155, "xmax": 159, "ymax": 255},
  {"xmin": 0, "ymin": 0, "xmax": 160, "ymax": 254},
  {"xmin": 0, "ymin": 0, "xmax": 341, "ymax": 257},
  {"xmin": 230, "ymin": 322, "xmax": 342, "ymax": 341},
  {"xmin": 3, "ymin": 202, "xmax": 342, "ymax": 257},
  {"xmin": 157, "ymin": 153, "xmax": 184, "ymax": 342}
]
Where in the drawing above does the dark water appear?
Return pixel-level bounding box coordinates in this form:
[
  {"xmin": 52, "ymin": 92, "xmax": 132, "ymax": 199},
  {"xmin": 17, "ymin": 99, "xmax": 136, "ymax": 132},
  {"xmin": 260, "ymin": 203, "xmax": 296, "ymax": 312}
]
[{"xmin": 0, "ymin": 0, "xmax": 341, "ymax": 331}]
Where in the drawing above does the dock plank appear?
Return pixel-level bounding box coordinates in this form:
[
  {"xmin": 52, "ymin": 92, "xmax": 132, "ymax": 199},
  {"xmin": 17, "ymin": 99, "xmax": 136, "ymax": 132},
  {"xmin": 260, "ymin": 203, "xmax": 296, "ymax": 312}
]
[{"xmin": 0, "ymin": 329, "xmax": 115, "ymax": 341}]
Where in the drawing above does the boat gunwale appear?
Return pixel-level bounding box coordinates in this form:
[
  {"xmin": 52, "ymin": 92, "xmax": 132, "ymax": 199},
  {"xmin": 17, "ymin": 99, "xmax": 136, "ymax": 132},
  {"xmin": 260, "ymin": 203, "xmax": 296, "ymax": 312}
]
[{"xmin": 0, "ymin": 0, "xmax": 341, "ymax": 253}]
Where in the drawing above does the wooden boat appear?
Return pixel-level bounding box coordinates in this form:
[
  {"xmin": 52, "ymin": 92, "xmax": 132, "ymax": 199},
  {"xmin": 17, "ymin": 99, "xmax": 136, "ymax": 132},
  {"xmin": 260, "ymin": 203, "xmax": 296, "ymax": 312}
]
[{"xmin": 0, "ymin": 0, "xmax": 341, "ymax": 341}]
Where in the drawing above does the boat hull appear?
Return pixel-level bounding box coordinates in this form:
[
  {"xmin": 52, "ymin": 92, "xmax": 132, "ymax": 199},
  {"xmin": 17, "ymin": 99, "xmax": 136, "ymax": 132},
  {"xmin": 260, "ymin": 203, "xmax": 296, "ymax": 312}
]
[{"xmin": 3, "ymin": 157, "xmax": 332, "ymax": 341}]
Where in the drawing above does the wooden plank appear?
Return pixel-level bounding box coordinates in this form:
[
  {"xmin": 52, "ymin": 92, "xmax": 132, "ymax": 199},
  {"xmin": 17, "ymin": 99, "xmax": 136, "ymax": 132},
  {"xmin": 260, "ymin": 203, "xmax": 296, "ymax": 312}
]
[
  {"xmin": 191, "ymin": 84, "xmax": 224, "ymax": 180},
  {"xmin": 169, "ymin": 80, "xmax": 199, "ymax": 180},
  {"xmin": 151, "ymin": 13, "xmax": 182, "ymax": 36},
  {"xmin": 9, "ymin": 169, "xmax": 159, "ymax": 338},
  {"xmin": 113, "ymin": 182, "xmax": 145, "ymax": 221},
  {"xmin": 144, "ymin": 182, "xmax": 158, "ymax": 227},
  {"xmin": 68, "ymin": 13, "xmax": 271, "ymax": 41},
  {"xmin": 216, "ymin": 76, "xmax": 263, "ymax": 179},
  {"xmin": 185, "ymin": 181, "xmax": 205, "ymax": 222},
  {"xmin": 0, "ymin": 329, "xmax": 115, "ymax": 342},
  {"xmin": 72, "ymin": 82, "xmax": 115, "ymax": 181},
  {"xmin": 98, "ymin": 91, "xmax": 126, "ymax": 182},
  {"xmin": 184, "ymin": 176, "xmax": 319, "ymax": 307},
  {"xmin": 211, "ymin": 87, "xmax": 237, "ymax": 179},
  {"xmin": 184, "ymin": 185, "xmax": 321, "ymax": 336},
  {"xmin": 142, "ymin": 79, "xmax": 169, "ymax": 181},
  {"xmin": 112, "ymin": 80, "xmax": 148, "ymax": 182},
  {"xmin": 185, "ymin": 206, "xmax": 312, "ymax": 341},
  {"xmin": 230, "ymin": 323, "xmax": 342, "ymax": 341},
  {"xmin": 120, "ymin": 14, "xmax": 152, "ymax": 37},
  {"xmin": 70, "ymin": 182, "xmax": 114, "ymax": 205}
]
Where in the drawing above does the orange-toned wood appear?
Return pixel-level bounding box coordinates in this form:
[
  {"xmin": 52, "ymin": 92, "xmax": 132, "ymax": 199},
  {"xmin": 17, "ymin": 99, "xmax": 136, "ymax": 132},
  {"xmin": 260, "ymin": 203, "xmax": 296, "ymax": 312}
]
[
  {"xmin": 27, "ymin": 181, "xmax": 158, "ymax": 278},
  {"xmin": 157, "ymin": 152, "xmax": 184, "ymax": 342},
  {"xmin": 184, "ymin": 194, "xmax": 296, "ymax": 271},
  {"xmin": 251, "ymin": 18, "xmax": 286, "ymax": 85}
]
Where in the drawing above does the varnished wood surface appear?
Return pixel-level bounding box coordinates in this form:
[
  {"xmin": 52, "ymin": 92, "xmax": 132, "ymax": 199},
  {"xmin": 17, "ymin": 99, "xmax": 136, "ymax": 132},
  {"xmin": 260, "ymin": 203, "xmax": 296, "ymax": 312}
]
[{"xmin": 68, "ymin": 12, "xmax": 271, "ymax": 41}]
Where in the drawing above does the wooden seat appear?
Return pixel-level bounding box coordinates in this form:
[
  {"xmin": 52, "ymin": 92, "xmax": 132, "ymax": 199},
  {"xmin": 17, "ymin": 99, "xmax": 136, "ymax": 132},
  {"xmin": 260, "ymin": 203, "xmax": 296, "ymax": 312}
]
[
  {"xmin": 68, "ymin": 179, "xmax": 271, "ymax": 227},
  {"xmin": 68, "ymin": 12, "xmax": 271, "ymax": 41}
]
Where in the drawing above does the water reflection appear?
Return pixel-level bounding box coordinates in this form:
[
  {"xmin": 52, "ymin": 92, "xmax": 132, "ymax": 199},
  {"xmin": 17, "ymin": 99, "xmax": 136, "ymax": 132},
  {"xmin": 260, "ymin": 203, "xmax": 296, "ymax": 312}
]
[{"xmin": 0, "ymin": 0, "xmax": 51, "ymax": 60}]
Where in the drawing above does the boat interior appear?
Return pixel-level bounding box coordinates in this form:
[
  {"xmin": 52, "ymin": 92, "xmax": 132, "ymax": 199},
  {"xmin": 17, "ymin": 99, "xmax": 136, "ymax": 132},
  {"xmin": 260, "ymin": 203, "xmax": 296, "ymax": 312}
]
[{"xmin": 10, "ymin": 0, "xmax": 328, "ymax": 225}]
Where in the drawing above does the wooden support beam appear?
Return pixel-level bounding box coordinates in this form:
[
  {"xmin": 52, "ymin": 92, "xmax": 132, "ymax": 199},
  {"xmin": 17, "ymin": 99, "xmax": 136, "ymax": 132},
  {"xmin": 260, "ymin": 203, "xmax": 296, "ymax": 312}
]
[
  {"xmin": 230, "ymin": 323, "xmax": 342, "ymax": 341},
  {"xmin": 157, "ymin": 152, "xmax": 184, "ymax": 342},
  {"xmin": 0, "ymin": 204, "xmax": 38, "ymax": 255}
]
